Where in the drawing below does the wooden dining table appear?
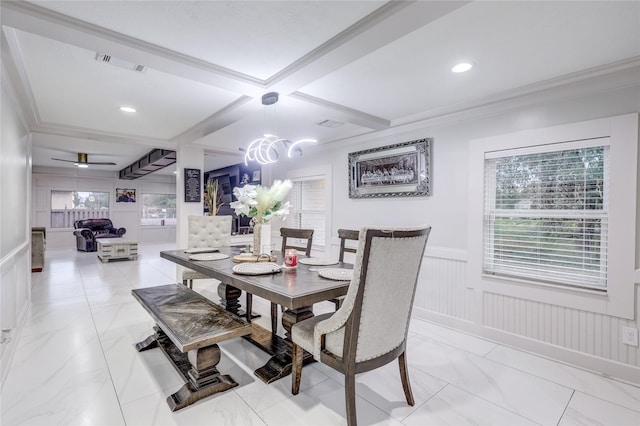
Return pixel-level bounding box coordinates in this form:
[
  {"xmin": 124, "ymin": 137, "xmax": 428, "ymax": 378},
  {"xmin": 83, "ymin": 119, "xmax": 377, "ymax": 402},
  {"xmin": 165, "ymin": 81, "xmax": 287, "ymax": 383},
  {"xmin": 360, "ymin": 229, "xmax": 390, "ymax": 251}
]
[{"xmin": 160, "ymin": 247, "xmax": 352, "ymax": 383}]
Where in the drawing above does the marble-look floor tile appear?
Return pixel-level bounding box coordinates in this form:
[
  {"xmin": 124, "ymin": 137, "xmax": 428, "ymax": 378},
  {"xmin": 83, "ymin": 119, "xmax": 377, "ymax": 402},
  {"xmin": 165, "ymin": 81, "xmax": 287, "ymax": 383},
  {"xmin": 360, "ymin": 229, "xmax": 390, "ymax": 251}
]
[
  {"xmin": 1, "ymin": 368, "xmax": 124, "ymax": 426},
  {"xmin": 234, "ymin": 359, "xmax": 330, "ymax": 413},
  {"xmin": 100, "ymin": 325, "xmax": 184, "ymax": 404},
  {"xmin": 259, "ymin": 378, "xmax": 403, "ymax": 426},
  {"xmin": 20, "ymin": 298, "xmax": 95, "ymax": 337},
  {"xmin": 121, "ymin": 387, "xmax": 266, "ymax": 426},
  {"xmin": 30, "ymin": 279, "xmax": 85, "ymax": 302},
  {"xmin": 91, "ymin": 300, "xmax": 153, "ymax": 334},
  {"xmin": 409, "ymin": 318, "xmax": 498, "ymax": 357},
  {"xmin": 408, "ymin": 336, "xmax": 572, "ymax": 425},
  {"xmin": 486, "ymin": 345, "xmax": 640, "ymax": 413},
  {"xmin": 559, "ymin": 391, "xmax": 640, "ymax": 426},
  {"xmin": 3, "ymin": 328, "xmax": 107, "ymax": 391},
  {"xmin": 403, "ymin": 384, "xmax": 538, "ymax": 426}
]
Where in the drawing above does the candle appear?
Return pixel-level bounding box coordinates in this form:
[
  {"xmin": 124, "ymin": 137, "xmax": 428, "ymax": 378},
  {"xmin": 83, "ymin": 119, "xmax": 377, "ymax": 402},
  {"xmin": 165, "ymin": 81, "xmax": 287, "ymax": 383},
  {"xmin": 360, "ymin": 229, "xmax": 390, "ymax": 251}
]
[{"xmin": 284, "ymin": 249, "xmax": 298, "ymax": 267}]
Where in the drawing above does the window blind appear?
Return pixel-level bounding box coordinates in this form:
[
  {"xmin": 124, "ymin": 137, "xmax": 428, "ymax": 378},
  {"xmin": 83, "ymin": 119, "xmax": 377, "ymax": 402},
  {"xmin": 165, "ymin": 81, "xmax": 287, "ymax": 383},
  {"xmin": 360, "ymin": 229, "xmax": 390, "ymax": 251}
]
[
  {"xmin": 288, "ymin": 178, "xmax": 326, "ymax": 246},
  {"xmin": 483, "ymin": 142, "xmax": 609, "ymax": 290}
]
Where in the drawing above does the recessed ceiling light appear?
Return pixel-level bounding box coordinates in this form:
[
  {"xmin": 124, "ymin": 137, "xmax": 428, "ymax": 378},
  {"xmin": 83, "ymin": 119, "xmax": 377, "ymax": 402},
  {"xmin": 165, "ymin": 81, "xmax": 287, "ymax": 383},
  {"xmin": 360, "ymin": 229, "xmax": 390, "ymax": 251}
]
[
  {"xmin": 451, "ymin": 62, "xmax": 473, "ymax": 73},
  {"xmin": 119, "ymin": 106, "xmax": 137, "ymax": 113}
]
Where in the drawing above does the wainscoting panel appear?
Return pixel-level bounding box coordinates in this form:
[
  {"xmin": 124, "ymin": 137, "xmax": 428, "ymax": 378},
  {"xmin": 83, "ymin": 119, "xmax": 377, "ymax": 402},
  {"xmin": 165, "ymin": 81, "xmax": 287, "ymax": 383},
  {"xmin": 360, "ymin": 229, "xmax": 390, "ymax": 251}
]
[
  {"xmin": 415, "ymin": 253, "xmax": 473, "ymax": 322},
  {"xmin": 483, "ymin": 292, "xmax": 639, "ymax": 369},
  {"xmin": 413, "ymin": 248, "xmax": 640, "ymax": 381}
]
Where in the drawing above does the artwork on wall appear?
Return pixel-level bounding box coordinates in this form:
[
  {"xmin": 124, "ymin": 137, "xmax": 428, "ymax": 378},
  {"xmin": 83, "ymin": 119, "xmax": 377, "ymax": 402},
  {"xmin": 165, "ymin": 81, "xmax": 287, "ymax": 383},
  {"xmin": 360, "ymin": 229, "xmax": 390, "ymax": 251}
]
[
  {"xmin": 348, "ymin": 138, "xmax": 432, "ymax": 198},
  {"xmin": 184, "ymin": 168, "xmax": 201, "ymax": 202},
  {"xmin": 116, "ymin": 188, "xmax": 136, "ymax": 202}
]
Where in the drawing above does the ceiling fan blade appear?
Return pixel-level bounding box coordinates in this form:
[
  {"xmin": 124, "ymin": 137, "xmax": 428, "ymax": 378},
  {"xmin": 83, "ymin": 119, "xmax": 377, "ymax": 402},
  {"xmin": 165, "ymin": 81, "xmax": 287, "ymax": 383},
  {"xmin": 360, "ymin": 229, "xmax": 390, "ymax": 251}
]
[
  {"xmin": 87, "ymin": 161, "xmax": 117, "ymax": 165},
  {"xmin": 51, "ymin": 157, "xmax": 77, "ymax": 163}
]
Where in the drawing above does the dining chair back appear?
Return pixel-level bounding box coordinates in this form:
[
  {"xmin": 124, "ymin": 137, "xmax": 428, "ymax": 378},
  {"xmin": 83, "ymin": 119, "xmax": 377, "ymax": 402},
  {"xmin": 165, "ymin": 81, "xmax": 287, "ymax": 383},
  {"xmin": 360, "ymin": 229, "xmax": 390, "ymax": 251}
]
[
  {"xmin": 280, "ymin": 227, "xmax": 314, "ymax": 256},
  {"xmin": 266, "ymin": 227, "xmax": 315, "ymax": 333},
  {"xmin": 329, "ymin": 229, "xmax": 360, "ymax": 309},
  {"xmin": 182, "ymin": 215, "xmax": 231, "ymax": 288},
  {"xmin": 291, "ymin": 225, "xmax": 431, "ymax": 426},
  {"xmin": 338, "ymin": 228, "xmax": 359, "ymax": 261}
]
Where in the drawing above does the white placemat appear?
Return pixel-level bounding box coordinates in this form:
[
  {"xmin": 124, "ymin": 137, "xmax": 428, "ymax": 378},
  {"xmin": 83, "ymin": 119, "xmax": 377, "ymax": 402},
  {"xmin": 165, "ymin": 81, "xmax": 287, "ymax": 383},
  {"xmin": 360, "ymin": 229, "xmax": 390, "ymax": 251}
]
[
  {"xmin": 232, "ymin": 262, "xmax": 282, "ymax": 276},
  {"xmin": 298, "ymin": 258, "xmax": 339, "ymax": 266},
  {"xmin": 188, "ymin": 253, "xmax": 229, "ymax": 261},
  {"xmin": 318, "ymin": 268, "xmax": 353, "ymax": 281},
  {"xmin": 184, "ymin": 247, "xmax": 220, "ymax": 254}
]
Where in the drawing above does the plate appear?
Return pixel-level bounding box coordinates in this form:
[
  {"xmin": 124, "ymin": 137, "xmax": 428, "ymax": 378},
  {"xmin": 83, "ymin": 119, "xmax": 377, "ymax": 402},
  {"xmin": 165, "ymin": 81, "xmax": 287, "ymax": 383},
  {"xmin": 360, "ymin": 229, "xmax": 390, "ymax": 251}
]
[
  {"xmin": 298, "ymin": 258, "xmax": 339, "ymax": 266},
  {"xmin": 188, "ymin": 253, "xmax": 229, "ymax": 261},
  {"xmin": 232, "ymin": 262, "xmax": 282, "ymax": 276},
  {"xmin": 184, "ymin": 247, "xmax": 220, "ymax": 254},
  {"xmin": 318, "ymin": 268, "xmax": 353, "ymax": 281}
]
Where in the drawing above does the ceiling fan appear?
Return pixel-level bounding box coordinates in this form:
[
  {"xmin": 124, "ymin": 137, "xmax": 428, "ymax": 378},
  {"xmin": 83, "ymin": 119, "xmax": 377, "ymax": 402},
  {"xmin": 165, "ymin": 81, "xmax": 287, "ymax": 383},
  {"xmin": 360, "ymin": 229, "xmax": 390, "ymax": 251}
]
[{"xmin": 51, "ymin": 152, "xmax": 116, "ymax": 168}]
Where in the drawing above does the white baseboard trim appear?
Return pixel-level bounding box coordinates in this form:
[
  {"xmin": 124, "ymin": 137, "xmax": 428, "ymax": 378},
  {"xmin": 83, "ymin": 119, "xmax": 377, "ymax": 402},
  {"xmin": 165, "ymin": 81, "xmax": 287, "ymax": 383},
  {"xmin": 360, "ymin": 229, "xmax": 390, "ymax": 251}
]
[{"xmin": 412, "ymin": 307, "xmax": 640, "ymax": 386}]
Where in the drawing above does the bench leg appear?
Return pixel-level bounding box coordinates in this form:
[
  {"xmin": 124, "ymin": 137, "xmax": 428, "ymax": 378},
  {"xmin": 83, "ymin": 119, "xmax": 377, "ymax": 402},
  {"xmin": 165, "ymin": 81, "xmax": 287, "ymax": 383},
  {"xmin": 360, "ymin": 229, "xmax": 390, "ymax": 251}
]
[
  {"xmin": 167, "ymin": 344, "xmax": 238, "ymax": 411},
  {"xmin": 135, "ymin": 334, "xmax": 159, "ymax": 352}
]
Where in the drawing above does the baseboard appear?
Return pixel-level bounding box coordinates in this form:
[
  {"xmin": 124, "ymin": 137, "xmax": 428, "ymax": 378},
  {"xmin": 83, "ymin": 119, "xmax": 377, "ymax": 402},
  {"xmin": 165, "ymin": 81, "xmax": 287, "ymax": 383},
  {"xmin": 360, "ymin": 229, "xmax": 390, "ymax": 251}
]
[{"xmin": 412, "ymin": 307, "xmax": 640, "ymax": 386}]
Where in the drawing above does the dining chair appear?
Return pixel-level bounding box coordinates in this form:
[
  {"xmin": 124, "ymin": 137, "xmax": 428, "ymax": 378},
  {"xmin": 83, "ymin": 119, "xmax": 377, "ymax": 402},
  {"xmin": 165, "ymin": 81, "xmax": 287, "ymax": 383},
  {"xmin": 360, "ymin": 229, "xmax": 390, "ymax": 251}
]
[
  {"xmin": 270, "ymin": 227, "xmax": 314, "ymax": 333},
  {"xmin": 328, "ymin": 228, "xmax": 360, "ymax": 310},
  {"xmin": 182, "ymin": 215, "xmax": 231, "ymax": 289},
  {"xmin": 291, "ymin": 225, "xmax": 431, "ymax": 426}
]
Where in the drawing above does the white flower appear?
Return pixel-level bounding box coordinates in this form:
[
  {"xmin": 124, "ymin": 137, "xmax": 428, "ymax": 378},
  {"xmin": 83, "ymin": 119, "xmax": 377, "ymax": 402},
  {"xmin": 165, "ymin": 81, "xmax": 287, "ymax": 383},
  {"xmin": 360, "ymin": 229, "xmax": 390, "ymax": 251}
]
[{"xmin": 230, "ymin": 180, "xmax": 293, "ymax": 224}]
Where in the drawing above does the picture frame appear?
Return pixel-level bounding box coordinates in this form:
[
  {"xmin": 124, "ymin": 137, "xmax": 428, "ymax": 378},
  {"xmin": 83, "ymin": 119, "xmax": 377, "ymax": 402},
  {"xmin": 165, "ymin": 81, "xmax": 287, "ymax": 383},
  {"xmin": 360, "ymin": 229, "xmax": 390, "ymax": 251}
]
[
  {"xmin": 348, "ymin": 138, "xmax": 432, "ymax": 198},
  {"xmin": 184, "ymin": 168, "xmax": 201, "ymax": 202},
  {"xmin": 116, "ymin": 188, "xmax": 136, "ymax": 202}
]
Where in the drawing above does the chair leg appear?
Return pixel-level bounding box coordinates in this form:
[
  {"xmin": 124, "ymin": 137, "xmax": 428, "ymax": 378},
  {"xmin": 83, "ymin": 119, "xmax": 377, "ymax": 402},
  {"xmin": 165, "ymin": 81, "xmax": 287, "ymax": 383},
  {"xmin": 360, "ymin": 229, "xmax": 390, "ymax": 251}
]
[
  {"xmin": 182, "ymin": 279, "xmax": 192, "ymax": 289},
  {"xmin": 398, "ymin": 351, "xmax": 415, "ymax": 406},
  {"xmin": 270, "ymin": 302, "xmax": 278, "ymax": 334},
  {"xmin": 345, "ymin": 371, "xmax": 357, "ymax": 426},
  {"xmin": 246, "ymin": 293, "xmax": 253, "ymax": 322},
  {"xmin": 291, "ymin": 343, "xmax": 304, "ymax": 395}
]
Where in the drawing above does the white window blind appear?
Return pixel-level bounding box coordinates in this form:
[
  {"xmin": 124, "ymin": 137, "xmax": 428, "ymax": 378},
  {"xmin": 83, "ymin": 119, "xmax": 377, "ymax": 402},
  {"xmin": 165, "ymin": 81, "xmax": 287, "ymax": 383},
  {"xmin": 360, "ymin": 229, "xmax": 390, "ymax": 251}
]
[
  {"xmin": 288, "ymin": 177, "xmax": 326, "ymax": 246},
  {"xmin": 483, "ymin": 141, "xmax": 609, "ymax": 290}
]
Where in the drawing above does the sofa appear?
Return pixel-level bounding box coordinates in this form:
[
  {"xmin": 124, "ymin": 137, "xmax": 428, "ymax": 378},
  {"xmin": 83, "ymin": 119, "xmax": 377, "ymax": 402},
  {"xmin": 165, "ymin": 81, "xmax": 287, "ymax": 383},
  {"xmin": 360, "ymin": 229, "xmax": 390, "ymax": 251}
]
[{"xmin": 73, "ymin": 218, "xmax": 126, "ymax": 252}]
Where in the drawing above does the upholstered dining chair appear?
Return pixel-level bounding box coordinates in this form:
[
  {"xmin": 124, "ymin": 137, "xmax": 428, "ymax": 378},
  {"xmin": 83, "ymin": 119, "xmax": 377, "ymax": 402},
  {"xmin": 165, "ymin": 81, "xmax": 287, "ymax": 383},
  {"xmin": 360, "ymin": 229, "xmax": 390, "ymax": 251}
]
[
  {"xmin": 291, "ymin": 225, "xmax": 431, "ymax": 426},
  {"xmin": 270, "ymin": 227, "xmax": 314, "ymax": 333},
  {"xmin": 182, "ymin": 215, "xmax": 231, "ymax": 289}
]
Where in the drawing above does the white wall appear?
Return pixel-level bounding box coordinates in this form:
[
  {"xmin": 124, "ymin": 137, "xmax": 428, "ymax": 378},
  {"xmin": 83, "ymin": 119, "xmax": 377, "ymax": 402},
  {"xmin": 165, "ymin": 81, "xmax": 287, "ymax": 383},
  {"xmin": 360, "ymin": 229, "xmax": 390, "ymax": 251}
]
[
  {"xmin": 31, "ymin": 168, "xmax": 177, "ymax": 249},
  {"xmin": 1, "ymin": 80, "xmax": 32, "ymax": 384},
  {"xmin": 268, "ymin": 85, "xmax": 640, "ymax": 382}
]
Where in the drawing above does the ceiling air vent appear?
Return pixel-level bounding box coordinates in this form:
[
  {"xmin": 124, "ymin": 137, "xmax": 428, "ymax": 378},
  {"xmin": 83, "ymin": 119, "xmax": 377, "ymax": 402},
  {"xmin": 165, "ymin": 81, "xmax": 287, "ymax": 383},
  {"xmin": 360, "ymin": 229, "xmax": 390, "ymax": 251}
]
[
  {"xmin": 316, "ymin": 119, "xmax": 344, "ymax": 128},
  {"xmin": 95, "ymin": 53, "xmax": 146, "ymax": 72}
]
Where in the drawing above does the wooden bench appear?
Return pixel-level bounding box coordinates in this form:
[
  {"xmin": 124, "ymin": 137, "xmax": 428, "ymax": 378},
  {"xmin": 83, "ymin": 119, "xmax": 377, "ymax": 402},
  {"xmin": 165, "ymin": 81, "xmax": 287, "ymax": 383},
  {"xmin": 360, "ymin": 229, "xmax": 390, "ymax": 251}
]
[{"xmin": 132, "ymin": 284, "xmax": 253, "ymax": 411}]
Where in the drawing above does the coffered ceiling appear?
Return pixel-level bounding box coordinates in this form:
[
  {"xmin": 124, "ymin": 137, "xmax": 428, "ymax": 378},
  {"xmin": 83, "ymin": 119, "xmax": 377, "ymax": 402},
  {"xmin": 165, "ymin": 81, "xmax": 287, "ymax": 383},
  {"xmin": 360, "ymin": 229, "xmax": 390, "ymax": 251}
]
[{"xmin": 2, "ymin": 1, "xmax": 639, "ymax": 174}]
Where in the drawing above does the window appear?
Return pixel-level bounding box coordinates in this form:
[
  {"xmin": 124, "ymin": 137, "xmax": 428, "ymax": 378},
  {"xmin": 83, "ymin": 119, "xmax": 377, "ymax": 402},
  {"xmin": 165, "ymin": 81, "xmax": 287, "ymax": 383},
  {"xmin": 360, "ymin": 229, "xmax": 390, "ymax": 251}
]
[
  {"xmin": 484, "ymin": 141, "xmax": 609, "ymax": 290},
  {"xmin": 468, "ymin": 113, "xmax": 638, "ymax": 319},
  {"xmin": 51, "ymin": 191, "xmax": 109, "ymax": 228},
  {"xmin": 141, "ymin": 193, "xmax": 176, "ymax": 226},
  {"xmin": 288, "ymin": 177, "xmax": 326, "ymax": 247}
]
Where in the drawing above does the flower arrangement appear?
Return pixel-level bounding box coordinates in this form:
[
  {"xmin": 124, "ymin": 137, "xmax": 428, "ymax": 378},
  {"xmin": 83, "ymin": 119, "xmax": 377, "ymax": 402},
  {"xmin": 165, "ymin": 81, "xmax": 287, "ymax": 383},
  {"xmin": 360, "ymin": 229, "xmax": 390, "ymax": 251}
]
[
  {"xmin": 230, "ymin": 179, "xmax": 292, "ymax": 224},
  {"xmin": 204, "ymin": 178, "xmax": 223, "ymax": 215}
]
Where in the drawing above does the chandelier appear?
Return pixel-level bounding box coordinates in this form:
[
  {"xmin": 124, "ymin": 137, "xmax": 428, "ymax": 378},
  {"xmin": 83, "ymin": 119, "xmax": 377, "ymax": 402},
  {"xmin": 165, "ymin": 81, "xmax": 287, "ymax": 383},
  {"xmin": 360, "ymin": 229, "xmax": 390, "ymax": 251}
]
[{"xmin": 244, "ymin": 92, "xmax": 317, "ymax": 165}]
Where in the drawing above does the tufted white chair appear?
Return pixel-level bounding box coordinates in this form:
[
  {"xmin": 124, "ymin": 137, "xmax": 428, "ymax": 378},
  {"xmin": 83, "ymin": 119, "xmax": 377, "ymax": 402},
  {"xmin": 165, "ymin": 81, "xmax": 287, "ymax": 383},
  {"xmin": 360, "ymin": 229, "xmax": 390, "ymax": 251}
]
[
  {"xmin": 291, "ymin": 225, "xmax": 431, "ymax": 426},
  {"xmin": 182, "ymin": 215, "xmax": 232, "ymax": 288}
]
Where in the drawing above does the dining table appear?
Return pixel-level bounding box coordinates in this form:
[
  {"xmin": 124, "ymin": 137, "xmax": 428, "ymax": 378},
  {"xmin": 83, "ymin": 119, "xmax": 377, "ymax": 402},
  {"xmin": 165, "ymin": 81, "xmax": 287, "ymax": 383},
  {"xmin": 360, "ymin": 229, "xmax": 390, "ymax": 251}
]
[{"xmin": 160, "ymin": 246, "xmax": 352, "ymax": 383}]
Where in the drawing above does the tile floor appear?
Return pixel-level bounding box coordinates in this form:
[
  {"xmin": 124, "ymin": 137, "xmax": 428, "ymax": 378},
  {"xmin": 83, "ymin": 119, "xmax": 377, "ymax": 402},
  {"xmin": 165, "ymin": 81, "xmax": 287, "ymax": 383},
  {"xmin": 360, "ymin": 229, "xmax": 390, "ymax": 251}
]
[{"xmin": 1, "ymin": 242, "xmax": 639, "ymax": 425}]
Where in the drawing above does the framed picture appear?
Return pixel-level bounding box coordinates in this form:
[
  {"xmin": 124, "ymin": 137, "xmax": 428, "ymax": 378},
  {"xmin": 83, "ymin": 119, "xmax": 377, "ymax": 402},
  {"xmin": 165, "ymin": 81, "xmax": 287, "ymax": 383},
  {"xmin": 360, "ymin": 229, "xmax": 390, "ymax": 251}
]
[
  {"xmin": 184, "ymin": 168, "xmax": 201, "ymax": 202},
  {"xmin": 348, "ymin": 138, "xmax": 432, "ymax": 198},
  {"xmin": 116, "ymin": 188, "xmax": 136, "ymax": 202}
]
